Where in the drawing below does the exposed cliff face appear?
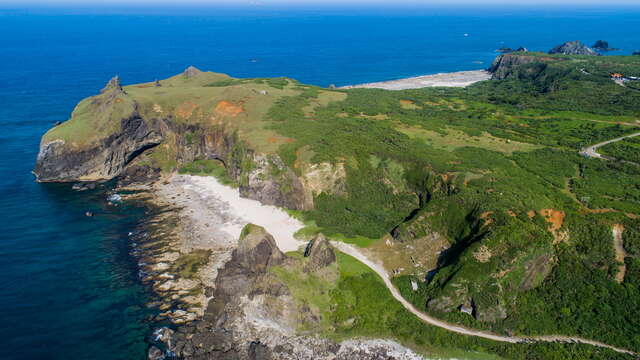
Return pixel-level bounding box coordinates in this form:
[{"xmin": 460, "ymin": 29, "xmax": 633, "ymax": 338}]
[
  {"xmin": 488, "ymin": 54, "xmax": 559, "ymax": 80},
  {"xmin": 33, "ymin": 71, "xmax": 313, "ymax": 211},
  {"xmin": 153, "ymin": 225, "xmax": 426, "ymax": 359},
  {"xmin": 34, "ymin": 114, "xmax": 164, "ymax": 181}
]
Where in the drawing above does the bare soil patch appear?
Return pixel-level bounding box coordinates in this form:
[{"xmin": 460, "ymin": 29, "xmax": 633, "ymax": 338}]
[{"xmin": 215, "ymin": 100, "xmax": 244, "ymax": 117}]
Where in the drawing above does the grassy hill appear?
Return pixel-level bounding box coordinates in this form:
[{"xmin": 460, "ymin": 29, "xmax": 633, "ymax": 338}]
[{"xmin": 39, "ymin": 53, "xmax": 640, "ymax": 358}]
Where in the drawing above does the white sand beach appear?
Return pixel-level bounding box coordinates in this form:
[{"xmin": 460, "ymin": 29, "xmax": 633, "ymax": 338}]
[
  {"xmin": 340, "ymin": 70, "xmax": 491, "ymax": 90},
  {"xmin": 161, "ymin": 174, "xmax": 306, "ymax": 253}
]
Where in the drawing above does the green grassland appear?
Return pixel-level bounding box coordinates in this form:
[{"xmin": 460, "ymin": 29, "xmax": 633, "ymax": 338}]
[
  {"xmin": 275, "ymin": 249, "xmax": 632, "ymax": 359},
  {"xmin": 260, "ymin": 53, "xmax": 640, "ymax": 355},
  {"xmin": 45, "ymin": 55, "xmax": 640, "ymax": 357},
  {"xmin": 599, "ymin": 136, "xmax": 640, "ymax": 163}
]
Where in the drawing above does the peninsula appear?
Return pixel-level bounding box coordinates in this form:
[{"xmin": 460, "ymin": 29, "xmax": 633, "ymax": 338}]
[{"xmin": 35, "ymin": 49, "xmax": 640, "ymax": 360}]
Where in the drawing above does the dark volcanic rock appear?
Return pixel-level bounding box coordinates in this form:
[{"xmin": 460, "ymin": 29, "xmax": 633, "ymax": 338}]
[
  {"xmin": 516, "ymin": 46, "xmax": 529, "ymax": 52},
  {"xmin": 116, "ymin": 163, "xmax": 161, "ymax": 187},
  {"xmin": 593, "ymin": 40, "xmax": 610, "ymax": 51},
  {"xmin": 488, "ymin": 53, "xmax": 562, "ymax": 80},
  {"xmin": 633, "ymin": 51, "xmax": 640, "ymax": 56},
  {"xmin": 34, "ymin": 114, "xmax": 164, "ymax": 182},
  {"xmin": 303, "ymin": 234, "xmax": 336, "ymax": 272},
  {"xmin": 236, "ymin": 224, "xmax": 285, "ymax": 273},
  {"xmin": 548, "ymin": 40, "xmax": 599, "ymax": 56},
  {"xmin": 156, "ymin": 225, "xmax": 422, "ymax": 360},
  {"xmin": 496, "ymin": 47, "xmax": 514, "ymax": 53}
]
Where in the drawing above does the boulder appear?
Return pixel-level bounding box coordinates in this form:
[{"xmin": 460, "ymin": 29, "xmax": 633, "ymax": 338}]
[
  {"xmin": 147, "ymin": 346, "xmax": 164, "ymax": 360},
  {"xmin": 549, "ymin": 41, "xmax": 599, "ymax": 56},
  {"xmin": 237, "ymin": 224, "xmax": 284, "ymax": 273},
  {"xmin": 303, "ymin": 234, "xmax": 336, "ymax": 272}
]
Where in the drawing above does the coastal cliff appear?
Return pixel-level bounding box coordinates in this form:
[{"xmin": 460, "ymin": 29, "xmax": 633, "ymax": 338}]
[
  {"xmin": 35, "ymin": 54, "xmax": 640, "ymax": 359},
  {"xmin": 34, "ymin": 68, "xmax": 311, "ymax": 210},
  {"xmin": 488, "ymin": 53, "xmax": 561, "ymax": 80}
]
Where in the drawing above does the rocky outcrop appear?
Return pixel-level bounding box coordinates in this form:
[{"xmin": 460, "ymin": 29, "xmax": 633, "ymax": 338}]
[
  {"xmin": 237, "ymin": 224, "xmax": 285, "ymax": 272},
  {"xmin": 33, "ymin": 75, "xmax": 310, "ymax": 210},
  {"xmin": 241, "ymin": 154, "xmax": 311, "ymax": 211},
  {"xmin": 183, "ymin": 66, "xmax": 202, "ymax": 78},
  {"xmin": 593, "ymin": 40, "xmax": 608, "ymax": 51},
  {"xmin": 488, "ymin": 53, "xmax": 562, "ymax": 80},
  {"xmin": 496, "ymin": 47, "xmax": 514, "ymax": 53},
  {"xmin": 489, "ymin": 54, "xmax": 545, "ymax": 80},
  {"xmin": 34, "ymin": 114, "xmax": 164, "ymax": 182},
  {"xmin": 549, "ymin": 41, "xmax": 599, "ymax": 56},
  {"xmin": 101, "ymin": 75, "xmax": 125, "ymax": 94},
  {"xmin": 303, "ymin": 234, "xmax": 336, "ymax": 272},
  {"xmin": 154, "ymin": 225, "xmax": 423, "ymax": 359},
  {"xmin": 592, "ymin": 40, "xmax": 618, "ymax": 52},
  {"xmin": 496, "ymin": 46, "xmax": 528, "ymax": 54}
]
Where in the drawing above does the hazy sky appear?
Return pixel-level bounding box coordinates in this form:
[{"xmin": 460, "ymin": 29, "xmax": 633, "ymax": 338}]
[{"xmin": 4, "ymin": 0, "xmax": 640, "ymax": 5}]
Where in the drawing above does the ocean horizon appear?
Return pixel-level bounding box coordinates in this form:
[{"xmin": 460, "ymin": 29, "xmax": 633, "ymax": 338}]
[{"xmin": 1, "ymin": 4, "xmax": 639, "ymax": 359}]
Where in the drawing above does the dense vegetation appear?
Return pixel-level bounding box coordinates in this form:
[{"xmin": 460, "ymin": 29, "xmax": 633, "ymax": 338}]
[
  {"xmin": 49, "ymin": 53, "xmax": 640, "ymax": 358},
  {"xmin": 599, "ymin": 135, "xmax": 640, "ymax": 164},
  {"xmin": 256, "ymin": 53, "xmax": 640, "ymax": 356},
  {"xmin": 329, "ymin": 252, "xmax": 633, "ymax": 360}
]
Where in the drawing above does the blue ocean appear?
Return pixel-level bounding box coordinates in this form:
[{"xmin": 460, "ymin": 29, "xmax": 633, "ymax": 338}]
[{"xmin": 0, "ymin": 4, "xmax": 639, "ymax": 359}]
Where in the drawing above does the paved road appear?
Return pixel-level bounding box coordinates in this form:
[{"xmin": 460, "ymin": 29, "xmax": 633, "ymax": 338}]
[
  {"xmin": 331, "ymin": 241, "xmax": 638, "ymax": 356},
  {"xmin": 579, "ymin": 132, "xmax": 640, "ymax": 160}
]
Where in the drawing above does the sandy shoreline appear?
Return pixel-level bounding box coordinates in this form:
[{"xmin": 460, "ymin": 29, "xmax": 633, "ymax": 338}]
[
  {"xmin": 340, "ymin": 70, "xmax": 491, "ymax": 90},
  {"xmin": 144, "ymin": 174, "xmax": 431, "ymax": 359},
  {"xmin": 125, "ymin": 174, "xmax": 307, "ymax": 325},
  {"xmin": 169, "ymin": 175, "xmax": 306, "ymax": 253}
]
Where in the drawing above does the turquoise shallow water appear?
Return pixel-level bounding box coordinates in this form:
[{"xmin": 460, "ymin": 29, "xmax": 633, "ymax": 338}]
[{"xmin": 0, "ymin": 5, "xmax": 639, "ymax": 359}]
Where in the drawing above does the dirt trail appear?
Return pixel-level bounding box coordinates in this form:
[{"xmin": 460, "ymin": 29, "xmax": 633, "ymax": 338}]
[
  {"xmin": 613, "ymin": 224, "xmax": 628, "ymax": 283},
  {"xmin": 331, "ymin": 241, "xmax": 638, "ymax": 356}
]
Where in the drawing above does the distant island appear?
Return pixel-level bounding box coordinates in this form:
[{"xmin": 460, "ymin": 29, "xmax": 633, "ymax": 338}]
[{"xmin": 35, "ymin": 43, "xmax": 640, "ymax": 360}]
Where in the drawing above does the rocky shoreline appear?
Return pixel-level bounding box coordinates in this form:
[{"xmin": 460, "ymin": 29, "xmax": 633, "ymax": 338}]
[{"xmin": 118, "ymin": 174, "xmax": 429, "ymax": 360}]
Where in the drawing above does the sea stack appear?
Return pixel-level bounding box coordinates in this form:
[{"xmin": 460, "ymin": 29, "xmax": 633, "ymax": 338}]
[{"xmin": 549, "ymin": 41, "xmax": 599, "ymax": 56}]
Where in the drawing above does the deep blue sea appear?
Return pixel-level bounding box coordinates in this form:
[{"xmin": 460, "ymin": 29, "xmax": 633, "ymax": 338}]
[{"xmin": 1, "ymin": 4, "xmax": 639, "ymax": 359}]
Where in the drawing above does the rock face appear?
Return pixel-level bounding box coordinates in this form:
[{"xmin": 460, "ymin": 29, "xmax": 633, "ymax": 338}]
[
  {"xmin": 488, "ymin": 54, "xmax": 554, "ymax": 80},
  {"xmin": 101, "ymin": 75, "xmax": 125, "ymax": 94},
  {"xmin": 593, "ymin": 40, "xmax": 610, "ymax": 51},
  {"xmin": 34, "ymin": 114, "xmax": 164, "ymax": 181},
  {"xmin": 303, "ymin": 234, "xmax": 336, "ymax": 272},
  {"xmin": 157, "ymin": 225, "xmax": 423, "ymax": 359},
  {"xmin": 237, "ymin": 224, "xmax": 285, "ymax": 272},
  {"xmin": 183, "ymin": 66, "xmax": 202, "ymax": 78},
  {"xmin": 241, "ymin": 154, "xmax": 311, "ymax": 211},
  {"xmin": 548, "ymin": 41, "xmax": 599, "ymax": 56}
]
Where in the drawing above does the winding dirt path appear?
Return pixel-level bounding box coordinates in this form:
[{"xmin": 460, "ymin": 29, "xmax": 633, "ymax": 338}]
[{"xmin": 331, "ymin": 241, "xmax": 638, "ymax": 356}]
